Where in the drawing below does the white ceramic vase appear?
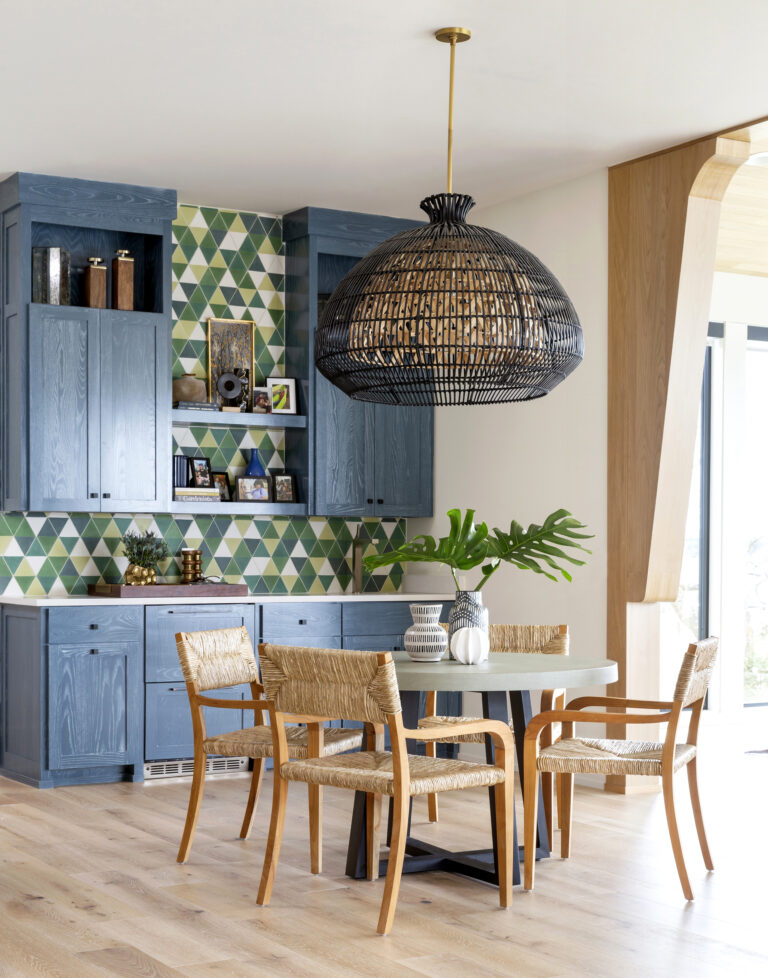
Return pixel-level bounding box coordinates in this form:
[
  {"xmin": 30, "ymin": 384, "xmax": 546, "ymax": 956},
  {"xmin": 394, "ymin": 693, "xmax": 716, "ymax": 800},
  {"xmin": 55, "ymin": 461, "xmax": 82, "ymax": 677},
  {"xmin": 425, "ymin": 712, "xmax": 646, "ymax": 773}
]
[
  {"xmin": 450, "ymin": 626, "xmax": 490, "ymax": 664},
  {"xmin": 404, "ymin": 603, "xmax": 448, "ymax": 661}
]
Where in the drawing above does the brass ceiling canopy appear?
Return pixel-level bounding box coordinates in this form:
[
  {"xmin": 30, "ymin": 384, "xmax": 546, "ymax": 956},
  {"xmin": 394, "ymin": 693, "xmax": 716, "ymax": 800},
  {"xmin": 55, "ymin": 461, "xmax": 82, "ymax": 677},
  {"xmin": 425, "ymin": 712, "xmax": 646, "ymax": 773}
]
[{"xmin": 313, "ymin": 27, "xmax": 584, "ymax": 406}]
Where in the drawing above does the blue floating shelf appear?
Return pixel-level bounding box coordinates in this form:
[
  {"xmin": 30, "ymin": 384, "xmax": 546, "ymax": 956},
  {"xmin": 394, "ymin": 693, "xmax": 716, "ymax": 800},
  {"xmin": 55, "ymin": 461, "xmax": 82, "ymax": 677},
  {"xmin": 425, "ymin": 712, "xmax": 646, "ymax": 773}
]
[
  {"xmin": 172, "ymin": 409, "xmax": 307, "ymax": 429},
  {"xmin": 169, "ymin": 501, "xmax": 307, "ymax": 517}
]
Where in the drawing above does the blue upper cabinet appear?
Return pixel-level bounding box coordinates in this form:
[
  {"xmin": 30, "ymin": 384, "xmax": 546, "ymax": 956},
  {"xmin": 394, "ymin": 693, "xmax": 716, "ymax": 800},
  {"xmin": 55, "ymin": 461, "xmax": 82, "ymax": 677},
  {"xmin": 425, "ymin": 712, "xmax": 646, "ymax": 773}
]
[
  {"xmin": 283, "ymin": 207, "xmax": 434, "ymax": 518},
  {"xmin": 0, "ymin": 172, "xmax": 175, "ymax": 512}
]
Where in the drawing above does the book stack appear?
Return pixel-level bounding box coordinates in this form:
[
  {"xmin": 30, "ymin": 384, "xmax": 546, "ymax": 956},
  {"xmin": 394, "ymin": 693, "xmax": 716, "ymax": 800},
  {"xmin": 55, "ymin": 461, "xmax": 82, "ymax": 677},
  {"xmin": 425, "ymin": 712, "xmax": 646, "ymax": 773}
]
[
  {"xmin": 174, "ymin": 486, "xmax": 220, "ymax": 503},
  {"xmin": 173, "ymin": 400, "xmax": 218, "ymax": 411},
  {"xmin": 173, "ymin": 455, "xmax": 190, "ymax": 488}
]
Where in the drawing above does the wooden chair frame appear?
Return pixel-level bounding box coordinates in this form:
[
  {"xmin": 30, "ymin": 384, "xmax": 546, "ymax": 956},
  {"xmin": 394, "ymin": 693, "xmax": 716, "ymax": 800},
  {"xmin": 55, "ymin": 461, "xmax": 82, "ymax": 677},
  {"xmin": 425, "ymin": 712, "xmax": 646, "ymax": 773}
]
[
  {"xmin": 523, "ymin": 643, "xmax": 715, "ymax": 899},
  {"xmin": 256, "ymin": 650, "xmax": 515, "ymax": 936}
]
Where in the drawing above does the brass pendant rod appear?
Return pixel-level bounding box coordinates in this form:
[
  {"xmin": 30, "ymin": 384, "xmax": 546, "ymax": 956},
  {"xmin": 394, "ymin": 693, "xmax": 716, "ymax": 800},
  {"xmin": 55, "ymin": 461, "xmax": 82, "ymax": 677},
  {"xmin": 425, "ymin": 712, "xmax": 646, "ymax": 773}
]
[{"xmin": 447, "ymin": 36, "xmax": 456, "ymax": 194}]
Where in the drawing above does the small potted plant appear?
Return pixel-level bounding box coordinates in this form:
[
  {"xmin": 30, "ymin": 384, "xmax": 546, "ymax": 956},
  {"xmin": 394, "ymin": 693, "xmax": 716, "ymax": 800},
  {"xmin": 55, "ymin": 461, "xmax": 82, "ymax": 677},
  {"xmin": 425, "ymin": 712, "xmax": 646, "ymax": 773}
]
[
  {"xmin": 121, "ymin": 530, "xmax": 170, "ymax": 586},
  {"xmin": 364, "ymin": 508, "xmax": 591, "ymax": 656}
]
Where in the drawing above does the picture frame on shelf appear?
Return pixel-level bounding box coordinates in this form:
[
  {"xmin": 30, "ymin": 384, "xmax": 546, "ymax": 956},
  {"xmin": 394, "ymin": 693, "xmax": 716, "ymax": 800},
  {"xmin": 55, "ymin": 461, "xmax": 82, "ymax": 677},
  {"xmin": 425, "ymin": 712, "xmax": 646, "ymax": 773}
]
[
  {"xmin": 236, "ymin": 475, "xmax": 272, "ymax": 502},
  {"xmin": 267, "ymin": 376, "xmax": 297, "ymax": 414},
  {"xmin": 212, "ymin": 471, "xmax": 232, "ymax": 502},
  {"xmin": 252, "ymin": 386, "xmax": 271, "ymax": 414},
  {"xmin": 273, "ymin": 472, "xmax": 297, "ymax": 503},
  {"xmin": 190, "ymin": 456, "xmax": 213, "ymax": 488},
  {"xmin": 208, "ymin": 318, "xmax": 254, "ymax": 411}
]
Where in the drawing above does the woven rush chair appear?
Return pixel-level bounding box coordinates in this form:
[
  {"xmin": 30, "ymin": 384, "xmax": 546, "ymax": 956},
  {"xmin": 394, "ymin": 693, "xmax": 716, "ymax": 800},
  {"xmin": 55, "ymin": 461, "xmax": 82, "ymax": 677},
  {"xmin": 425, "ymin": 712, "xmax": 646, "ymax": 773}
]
[
  {"xmin": 420, "ymin": 623, "xmax": 569, "ymax": 834},
  {"xmin": 255, "ymin": 643, "xmax": 515, "ymax": 935},
  {"xmin": 174, "ymin": 627, "xmax": 363, "ymax": 868},
  {"xmin": 523, "ymin": 637, "xmax": 719, "ymax": 900}
]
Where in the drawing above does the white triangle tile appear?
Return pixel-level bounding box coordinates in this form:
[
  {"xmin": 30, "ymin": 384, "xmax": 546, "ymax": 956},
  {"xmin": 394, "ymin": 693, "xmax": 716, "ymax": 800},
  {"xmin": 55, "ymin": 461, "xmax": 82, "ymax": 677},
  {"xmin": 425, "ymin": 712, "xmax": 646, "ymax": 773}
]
[
  {"xmin": 220, "ymin": 270, "xmax": 238, "ymax": 289},
  {"xmin": 222, "ymin": 230, "xmax": 247, "ymax": 251},
  {"xmin": 2, "ymin": 579, "xmax": 23, "ymax": 597},
  {"xmin": 179, "ymin": 265, "xmax": 198, "ymax": 285},
  {"xmin": 188, "ymin": 209, "xmax": 209, "ymax": 229},
  {"xmin": 26, "ymin": 516, "xmax": 46, "ymax": 533},
  {"xmin": 291, "ymin": 541, "xmax": 308, "ymax": 559},
  {"xmin": 26, "ymin": 555, "xmax": 47, "ymax": 573},
  {"xmin": 3, "ymin": 539, "xmax": 24, "ymax": 558}
]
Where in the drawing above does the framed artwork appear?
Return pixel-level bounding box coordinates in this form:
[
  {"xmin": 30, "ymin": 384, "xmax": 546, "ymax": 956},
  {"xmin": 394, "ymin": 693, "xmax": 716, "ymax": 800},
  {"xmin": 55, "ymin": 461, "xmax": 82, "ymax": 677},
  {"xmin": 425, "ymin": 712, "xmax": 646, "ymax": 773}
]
[
  {"xmin": 273, "ymin": 472, "xmax": 297, "ymax": 503},
  {"xmin": 208, "ymin": 318, "xmax": 254, "ymax": 411},
  {"xmin": 212, "ymin": 471, "xmax": 232, "ymax": 502},
  {"xmin": 267, "ymin": 376, "xmax": 297, "ymax": 414},
  {"xmin": 236, "ymin": 475, "xmax": 272, "ymax": 502},
  {"xmin": 190, "ymin": 456, "xmax": 213, "ymax": 488},
  {"xmin": 252, "ymin": 386, "xmax": 271, "ymax": 414}
]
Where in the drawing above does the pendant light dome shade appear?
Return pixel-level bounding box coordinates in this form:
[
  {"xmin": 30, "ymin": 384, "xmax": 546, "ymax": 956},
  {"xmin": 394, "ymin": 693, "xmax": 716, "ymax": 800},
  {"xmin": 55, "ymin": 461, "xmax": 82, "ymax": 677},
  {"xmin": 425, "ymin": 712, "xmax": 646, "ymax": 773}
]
[{"xmin": 314, "ymin": 193, "xmax": 584, "ymax": 406}]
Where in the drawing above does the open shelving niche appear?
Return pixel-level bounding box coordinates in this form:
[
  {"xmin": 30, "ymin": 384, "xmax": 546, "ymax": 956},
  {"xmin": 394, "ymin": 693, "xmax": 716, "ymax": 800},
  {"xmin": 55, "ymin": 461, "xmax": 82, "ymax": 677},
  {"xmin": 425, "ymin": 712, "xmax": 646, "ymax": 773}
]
[{"xmin": 170, "ymin": 409, "xmax": 308, "ymax": 516}]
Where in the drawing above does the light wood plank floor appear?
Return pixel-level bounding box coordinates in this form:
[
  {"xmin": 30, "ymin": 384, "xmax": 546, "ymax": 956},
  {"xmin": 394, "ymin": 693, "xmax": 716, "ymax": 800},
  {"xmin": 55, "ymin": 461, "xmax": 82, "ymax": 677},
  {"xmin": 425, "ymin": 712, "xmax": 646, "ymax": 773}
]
[{"xmin": 0, "ymin": 724, "xmax": 766, "ymax": 978}]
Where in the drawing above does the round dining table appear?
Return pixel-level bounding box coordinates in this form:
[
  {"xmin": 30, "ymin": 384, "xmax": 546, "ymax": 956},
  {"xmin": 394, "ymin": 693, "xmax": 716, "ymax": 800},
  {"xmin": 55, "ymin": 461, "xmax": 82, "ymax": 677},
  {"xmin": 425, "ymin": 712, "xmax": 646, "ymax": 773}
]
[{"xmin": 346, "ymin": 651, "xmax": 618, "ymax": 887}]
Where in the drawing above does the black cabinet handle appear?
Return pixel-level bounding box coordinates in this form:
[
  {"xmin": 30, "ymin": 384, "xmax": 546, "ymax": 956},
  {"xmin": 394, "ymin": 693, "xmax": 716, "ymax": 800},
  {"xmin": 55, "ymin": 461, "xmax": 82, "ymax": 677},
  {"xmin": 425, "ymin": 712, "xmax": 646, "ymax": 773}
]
[
  {"xmin": 377, "ymin": 499, "xmax": 384, "ymax": 505},
  {"xmin": 393, "ymin": 645, "xmax": 401, "ymax": 651},
  {"xmin": 367, "ymin": 498, "xmax": 373, "ymax": 504},
  {"xmin": 102, "ymin": 492, "xmax": 111, "ymax": 498},
  {"xmin": 89, "ymin": 648, "xmax": 99, "ymax": 655},
  {"xmin": 298, "ymin": 619, "xmax": 307, "ymax": 625},
  {"xmin": 167, "ymin": 686, "xmax": 186, "ymax": 692},
  {"xmin": 89, "ymin": 492, "xmax": 98, "ymax": 499},
  {"xmin": 89, "ymin": 623, "xmax": 99, "ymax": 630}
]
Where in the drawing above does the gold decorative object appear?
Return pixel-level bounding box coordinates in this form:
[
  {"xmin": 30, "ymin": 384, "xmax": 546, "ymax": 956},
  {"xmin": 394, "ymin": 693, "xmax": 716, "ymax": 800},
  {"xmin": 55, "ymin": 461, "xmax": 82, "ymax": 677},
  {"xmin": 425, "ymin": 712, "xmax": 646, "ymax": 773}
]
[{"xmin": 125, "ymin": 563, "xmax": 156, "ymax": 585}]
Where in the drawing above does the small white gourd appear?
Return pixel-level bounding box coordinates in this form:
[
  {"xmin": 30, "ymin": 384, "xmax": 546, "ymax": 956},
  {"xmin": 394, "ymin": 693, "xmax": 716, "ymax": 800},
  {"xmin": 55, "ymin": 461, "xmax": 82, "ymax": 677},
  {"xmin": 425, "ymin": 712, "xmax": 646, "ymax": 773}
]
[{"xmin": 450, "ymin": 626, "xmax": 490, "ymax": 664}]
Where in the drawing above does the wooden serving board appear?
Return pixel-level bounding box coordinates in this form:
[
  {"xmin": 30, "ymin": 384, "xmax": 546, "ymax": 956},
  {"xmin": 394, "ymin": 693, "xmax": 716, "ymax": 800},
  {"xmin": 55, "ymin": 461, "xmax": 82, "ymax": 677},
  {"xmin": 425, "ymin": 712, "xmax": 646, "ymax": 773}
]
[{"xmin": 87, "ymin": 582, "xmax": 249, "ymax": 598}]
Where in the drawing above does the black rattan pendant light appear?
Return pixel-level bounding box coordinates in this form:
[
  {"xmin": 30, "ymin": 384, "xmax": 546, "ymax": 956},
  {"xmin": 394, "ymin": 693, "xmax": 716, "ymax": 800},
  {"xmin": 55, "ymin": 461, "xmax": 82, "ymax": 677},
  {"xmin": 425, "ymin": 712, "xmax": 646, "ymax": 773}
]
[{"xmin": 314, "ymin": 27, "xmax": 584, "ymax": 406}]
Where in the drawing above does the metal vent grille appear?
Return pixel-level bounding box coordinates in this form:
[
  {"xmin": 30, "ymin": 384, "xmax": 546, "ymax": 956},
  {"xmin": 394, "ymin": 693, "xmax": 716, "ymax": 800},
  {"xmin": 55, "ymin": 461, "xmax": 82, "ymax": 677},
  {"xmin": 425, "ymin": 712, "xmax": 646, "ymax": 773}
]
[{"xmin": 143, "ymin": 756, "xmax": 248, "ymax": 780}]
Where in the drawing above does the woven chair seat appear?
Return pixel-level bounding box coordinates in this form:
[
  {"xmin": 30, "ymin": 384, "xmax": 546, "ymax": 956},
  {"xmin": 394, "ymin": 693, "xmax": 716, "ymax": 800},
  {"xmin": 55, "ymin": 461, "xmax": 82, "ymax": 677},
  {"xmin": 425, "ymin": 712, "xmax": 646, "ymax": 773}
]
[
  {"xmin": 418, "ymin": 714, "xmax": 515, "ymax": 744},
  {"xmin": 203, "ymin": 725, "xmax": 363, "ymax": 759},
  {"xmin": 537, "ymin": 737, "xmax": 697, "ymax": 777},
  {"xmin": 279, "ymin": 750, "xmax": 506, "ymax": 796}
]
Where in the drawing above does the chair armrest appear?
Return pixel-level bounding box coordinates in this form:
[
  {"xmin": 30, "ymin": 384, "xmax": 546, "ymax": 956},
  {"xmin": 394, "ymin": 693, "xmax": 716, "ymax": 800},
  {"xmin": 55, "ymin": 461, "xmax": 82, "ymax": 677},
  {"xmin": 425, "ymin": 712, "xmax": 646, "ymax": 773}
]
[
  {"xmin": 525, "ymin": 708, "xmax": 673, "ymax": 744},
  {"xmin": 196, "ymin": 696, "xmax": 270, "ymax": 711},
  {"xmin": 281, "ymin": 713, "xmax": 339, "ymax": 724},
  {"xmin": 566, "ymin": 695, "xmax": 675, "ymax": 711},
  {"xmin": 403, "ymin": 719, "xmax": 514, "ymax": 752}
]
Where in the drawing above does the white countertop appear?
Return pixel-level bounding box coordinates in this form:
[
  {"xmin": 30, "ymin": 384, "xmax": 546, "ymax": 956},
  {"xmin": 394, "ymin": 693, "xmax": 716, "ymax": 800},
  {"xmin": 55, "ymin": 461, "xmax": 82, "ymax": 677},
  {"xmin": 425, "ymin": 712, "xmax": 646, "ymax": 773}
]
[{"xmin": 0, "ymin": 592, "xmax": 453, "ymax": 608}]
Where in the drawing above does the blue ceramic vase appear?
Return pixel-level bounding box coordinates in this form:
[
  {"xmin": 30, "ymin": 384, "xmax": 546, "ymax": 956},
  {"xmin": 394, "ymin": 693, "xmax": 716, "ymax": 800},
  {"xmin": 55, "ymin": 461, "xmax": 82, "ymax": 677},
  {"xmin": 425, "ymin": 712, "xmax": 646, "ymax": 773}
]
[{"xmin": 245, "ymin": 448, "xmax": 266, "ymax": 477}]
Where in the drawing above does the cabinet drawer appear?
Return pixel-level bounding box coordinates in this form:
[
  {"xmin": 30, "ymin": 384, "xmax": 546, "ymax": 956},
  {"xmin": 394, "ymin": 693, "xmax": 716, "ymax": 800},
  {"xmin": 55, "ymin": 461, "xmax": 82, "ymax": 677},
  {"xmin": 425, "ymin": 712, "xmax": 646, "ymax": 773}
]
[
  {"xmin": 48, "ymin": 605, "xmax": 142, "ymax": 645},
  {"xmin": 262, "ymin": 602, "xmax": 341, "ymax": 639},
  {"xmin": 342, "ymin": 601, "xmax": 451, "ymax": 637},
  {"xmin": 259, "ymin": 634, "xmax": 341, "ymax": 654},
  {"xmin": 145, "ymin": 682, "xmax": 252, "ymax": 761},
  {"xmin": 146, "ymin": 604, "xmax": 257, "ymax": 682},
  {"xmin": 342, "ymin": 633, "xmax": 405, "ymax": 652}
]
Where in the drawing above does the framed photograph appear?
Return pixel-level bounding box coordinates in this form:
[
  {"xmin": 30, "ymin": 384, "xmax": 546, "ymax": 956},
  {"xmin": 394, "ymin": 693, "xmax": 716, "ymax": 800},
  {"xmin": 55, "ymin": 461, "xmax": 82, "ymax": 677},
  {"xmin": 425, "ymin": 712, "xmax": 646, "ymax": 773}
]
[
  {"xmin": 267, "ymin": 376, "xmax": 297, "ymax": 414},
  {"xmin": 190, "ymin": 456, "xmax": 213, "ymax": 488},
  {"xmin": 252, "ymin": 386, "xmax": 272, "ymax": 414},
  {"xmin": 212, "ymin": 470, "xmax": 232, "ymax": 502},
  {"xmin": 236, "ymin": 475, "xmax": 272, "ymax": 502},
  {"xmin": 208, "ymin": 318, "xmax": 254, "ymax": 411},
  {"xmin": 273, "ymin": 472, "xmax": 297, "ymax": 503}
]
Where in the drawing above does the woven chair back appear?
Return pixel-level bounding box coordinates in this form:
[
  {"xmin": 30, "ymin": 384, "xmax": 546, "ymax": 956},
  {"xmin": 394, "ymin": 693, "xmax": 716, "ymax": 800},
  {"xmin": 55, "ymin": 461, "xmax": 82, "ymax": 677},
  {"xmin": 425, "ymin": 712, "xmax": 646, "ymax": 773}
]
[
  {"xmin": 259, "ymin": 644, "xmax": 401, "ymax": 723},
  {"xmin": 673, "ymin": 637, "xmax": 719, "ymax": 707},
  {"xmin": 489, "ymin": 624, "xmax": 569, "ymax": 655},
  {"xmin": 175, "ymin": 626, "xmax": 260, "ymax": 691}
]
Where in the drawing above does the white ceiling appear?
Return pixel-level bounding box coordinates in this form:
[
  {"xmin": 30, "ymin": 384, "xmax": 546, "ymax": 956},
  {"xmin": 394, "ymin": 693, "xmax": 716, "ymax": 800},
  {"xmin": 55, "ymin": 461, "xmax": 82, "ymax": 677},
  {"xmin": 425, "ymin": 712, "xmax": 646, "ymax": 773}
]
[{"xmin": 2, "ymin": 0, "xmax": 768, "ymax": 219}]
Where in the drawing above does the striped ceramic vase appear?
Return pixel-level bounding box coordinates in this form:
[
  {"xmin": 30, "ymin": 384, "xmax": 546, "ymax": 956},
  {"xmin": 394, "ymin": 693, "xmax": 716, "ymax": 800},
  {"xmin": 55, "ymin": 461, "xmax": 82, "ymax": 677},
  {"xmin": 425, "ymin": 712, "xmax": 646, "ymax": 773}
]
[
  {"xmin": 448, "ymin": 590, "xmax": 489, "ymax": 658},
  {"xmin": 404, "ymin": 604, "xmax": 448, "ymax": 661}
]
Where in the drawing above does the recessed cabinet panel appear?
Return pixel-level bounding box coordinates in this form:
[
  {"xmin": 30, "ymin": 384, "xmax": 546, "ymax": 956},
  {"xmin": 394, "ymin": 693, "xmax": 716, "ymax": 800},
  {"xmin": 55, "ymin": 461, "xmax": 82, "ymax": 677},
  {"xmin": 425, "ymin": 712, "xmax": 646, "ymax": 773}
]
[
  {"xmin": 145, "ymin": 604, "xmax": 257, "ymax": 682},
  {"xmin": 145, "ymin": 683, "xmax": 250, "ymax": 761},
  {"xmin": 313, "ymin": 373, "xmax": 373, "ymax": 516},
  {"xmin": 373, "ymin": 404, "xmax": 434, "ymax": 518},
  {"xmin": 29, "ymin": 306, "xmax": 100, "ymax": 511},
  {"xmin": 48, "ymin": 643, "xmax": 137, "ymax": 770}
]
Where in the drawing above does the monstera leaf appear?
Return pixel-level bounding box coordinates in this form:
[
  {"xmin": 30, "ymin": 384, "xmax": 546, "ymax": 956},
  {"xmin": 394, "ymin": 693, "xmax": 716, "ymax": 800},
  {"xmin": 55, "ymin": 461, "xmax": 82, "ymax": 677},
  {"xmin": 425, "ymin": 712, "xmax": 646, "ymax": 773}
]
[{"xmin": 363, "ymin": 507, "xmax": 591, "ymax": 590}]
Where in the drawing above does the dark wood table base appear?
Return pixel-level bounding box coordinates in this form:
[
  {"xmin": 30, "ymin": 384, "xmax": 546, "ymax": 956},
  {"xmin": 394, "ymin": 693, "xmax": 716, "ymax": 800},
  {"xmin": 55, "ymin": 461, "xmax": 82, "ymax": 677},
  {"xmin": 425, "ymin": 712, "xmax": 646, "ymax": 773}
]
[{"xmin": 345, "ymin": 687, "xmax": 550, "ymax": 887}]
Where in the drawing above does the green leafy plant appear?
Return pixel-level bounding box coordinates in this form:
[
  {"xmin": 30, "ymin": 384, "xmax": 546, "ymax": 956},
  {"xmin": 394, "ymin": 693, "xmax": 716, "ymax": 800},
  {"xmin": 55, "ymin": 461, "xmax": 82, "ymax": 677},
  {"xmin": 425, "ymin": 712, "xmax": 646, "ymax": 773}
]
[
  {"xmin": 363, "ymin": 508, "xmax": 591, "ymax": 590},
  {"xmin": 121, "ymin": 530, "xmax": 170, "ymax": 568}
]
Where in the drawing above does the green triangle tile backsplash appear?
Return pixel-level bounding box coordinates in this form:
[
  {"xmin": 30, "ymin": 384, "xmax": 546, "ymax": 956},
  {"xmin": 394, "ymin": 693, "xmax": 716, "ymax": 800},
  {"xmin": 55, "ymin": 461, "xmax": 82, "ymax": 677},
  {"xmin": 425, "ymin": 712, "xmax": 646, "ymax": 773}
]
[{"xmin": 0, "ymin": 203, "xmax": 405, "ymax": 597}]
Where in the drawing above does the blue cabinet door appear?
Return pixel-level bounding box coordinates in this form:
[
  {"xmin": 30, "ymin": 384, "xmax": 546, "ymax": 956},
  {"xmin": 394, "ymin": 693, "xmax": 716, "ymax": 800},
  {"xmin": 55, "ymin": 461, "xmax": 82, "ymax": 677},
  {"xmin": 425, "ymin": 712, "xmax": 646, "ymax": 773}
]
[
  {"xmin": 146, "ymin": 604, "xmax": 257, "ymax": 682},
  {"xmin": 48, "ymin": 642, "xmax": 142, "ymax": 771},
  {"xmin": 313, "ymin": 373, "xmax": 373, "ymax": 517},
  {"xmin": 145, "ymin": 682, "xmax": 251, "ymax": 761},
  {"xmin": 99, "ymin": 310, "xmax": 169, "ymax": 512},
  {"xmin": 373, "ymin": 404, "xmax": 434, "ymax": 518},
  {"xmin": 29, "ymin": 305, "xmax": 101, "ymax": 511}
]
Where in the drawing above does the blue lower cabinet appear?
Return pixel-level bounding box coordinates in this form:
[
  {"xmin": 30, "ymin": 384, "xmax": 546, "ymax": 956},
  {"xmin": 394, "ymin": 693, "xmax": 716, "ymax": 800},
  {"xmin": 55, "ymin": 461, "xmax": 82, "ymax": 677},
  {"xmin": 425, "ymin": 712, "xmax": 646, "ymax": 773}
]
[
  {"xmin": 48, "ymin": 641, "xmax": 143, "ymax": 775},
  {"xmin": 342, "ymin": 633, "xmax": 404, "ymax": 653},
  {"xmin": 145, "ymin": 682, "xmax": 252, "ymax": 761},
  {"xmin": 146, "ymin": 604, "xmax": 257, "ymax": 682}
]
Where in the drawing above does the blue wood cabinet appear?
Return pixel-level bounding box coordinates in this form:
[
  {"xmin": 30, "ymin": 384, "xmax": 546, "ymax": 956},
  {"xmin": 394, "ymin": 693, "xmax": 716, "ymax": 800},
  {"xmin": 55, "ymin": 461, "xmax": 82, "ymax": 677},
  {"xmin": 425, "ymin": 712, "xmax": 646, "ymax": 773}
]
[
  {"xmin": 145, "ymin": 604, "xmax": 256, "ymax": 682},
  {"xmin": 29, "ymin": 306, "xmax": 168, "ymax": 511},
  {"xmin": 283, "ymin": 208, "xmax": 434, "ymax": 518},
  {"xmin": 0, "ymin": 172, "xmax": 175, "ymax": 513},
  {"xmin": 145, "ymin": 682, "xmax": 251, "ymax": 762}
]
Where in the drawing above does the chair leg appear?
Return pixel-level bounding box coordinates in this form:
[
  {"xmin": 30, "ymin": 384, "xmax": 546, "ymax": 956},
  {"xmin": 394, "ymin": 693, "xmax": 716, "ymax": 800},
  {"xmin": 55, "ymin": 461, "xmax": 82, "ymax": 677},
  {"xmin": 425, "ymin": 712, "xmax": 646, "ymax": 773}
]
[
  {"xmin": 366, "ymin": 791, "xmax": 382, "ymax": 881},
  {"xmin": 495, "ymin": 775, "xmax": 514, "ymax": 907},
  {"xmin": 554, "ymin": 692, "xmax": 566, "ymax": 829},
  {"xmin": 687, "ymin": 758, "xmax": 714, "ymax": 870},
  {"xmin": 309, "ymin": 784, "xmax": 322, "ymax": 874},
  {"xmin": 539, "ymin": 692, "xmax": 554, "ymax": 842},
  {"xmin": 523, "ymin": 758, "xmax": 540, "ymax": 890},
  {"xmin": 560, "ymin": 773, "xmax": 574, "ymax": 858},
  {"xmin": 663, "ymin": 769, "xmax": 694, "ymax": 900},
  {"xmin": 377, "ymin": 791, "xmax": 409, "ymax": 935},
  {"xmin": 256, "ymin": 771, "xmax": 290, "ymax": 905},
  {"xmin": 177, "ymin": 751, "xmax": 206, "ymax": 863},
  {"xmin": 239, "ymin": 758, "xmax": 264, "ymax": 840},
  {"xmin": 425, "ymin": 739, "xmax": 439, "ymax": 822}
]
